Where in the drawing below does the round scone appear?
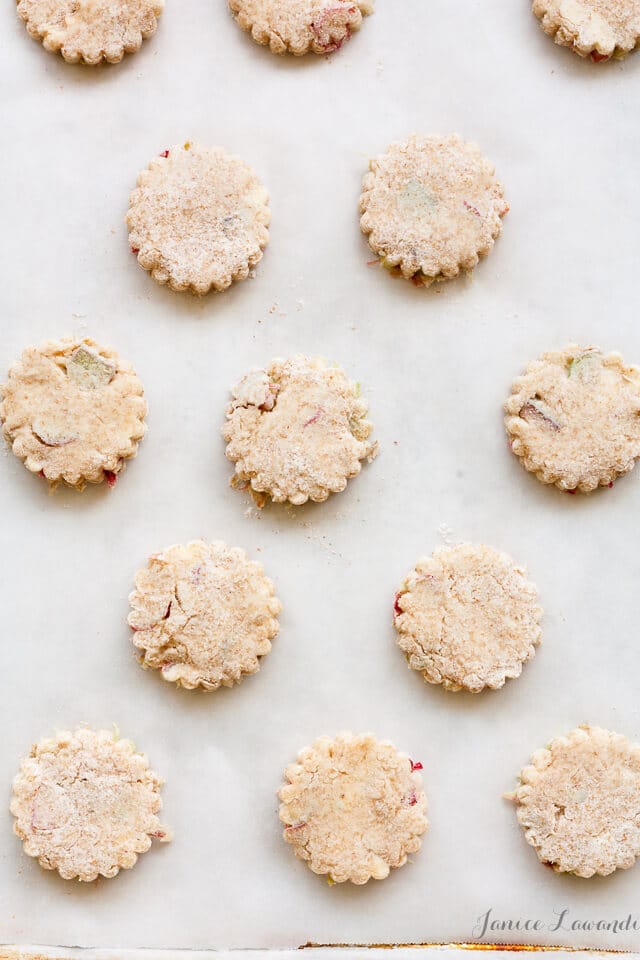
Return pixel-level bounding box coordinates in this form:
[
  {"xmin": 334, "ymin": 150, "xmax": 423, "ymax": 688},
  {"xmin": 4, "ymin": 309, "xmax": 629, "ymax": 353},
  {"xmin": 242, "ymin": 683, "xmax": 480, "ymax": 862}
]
[
  {"xmin": 360, "ymin": 134, "xmax": 509, "ymax": 286},
  {"xmin": 228, "ymin": 0, "xmax": 373, "ymax": 56},
  {"xmin": 510, "ymin": 725, "xmax": 640, "ymax": 878},
  {"xmin": 222, "ymin": 355, "xmax": 378, "ymax": 507},
  {"xmin": 10, "ymin": 728, "xmax": 171, "ymax": 881},
  {"xmin": 128, "ymin": 540, "xmax": 281, "ymax": 691},
  {"xmin": 0, "ymin": 338, "xmax": 147, "ymax": 490},
  {"xmin": 394, "ymin": 543, "xmax": 542, "ymax": 693},
  {"xmin": 532, "ymin": 0, "xmax": 640, "ymax": 61},
  {"xmin": 126, "ymin": 142, "xmax": 270, "ymax": 295},
  {"xmin": 278, "ymin": 732, "xmax": 428, "ymax": 884},
  {"xmin": 505, "ymin": 344, "xmax": 640, "ymax": 493},
  {"xmin": 16, "ymin": 0, "xmax": 163, "ymax": 64}
]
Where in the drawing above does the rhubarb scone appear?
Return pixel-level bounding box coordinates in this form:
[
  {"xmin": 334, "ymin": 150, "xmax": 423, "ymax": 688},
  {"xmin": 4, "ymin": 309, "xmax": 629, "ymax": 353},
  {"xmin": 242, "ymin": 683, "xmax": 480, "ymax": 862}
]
[
  {"xmin": 11, "ymin": 728, "xmax": 171, "ymax": 881},
  {"xmin": 127, "ymin": 142, "xmax": 270, "ymax": 295},
  {"xmin": 394, "ymin": 543, "xmax": 542, "ymax": 693},
  {"xmin": 16, "ymin": 0, "xmax": 163, "ymax": 64},
  {"xmin": 129, "ymin": 540, "xmax": 281, "ymax": 691},
  {"xmin": 509, "ymin": 725, "xmax": 640, "ymax": 877},
  {"xmin": 360, "ymin": 134, "xmax": 509, "ymax": 286},
  {"xmin": 228, "ymin": 0, "xmax": 374, "ymax": 55},
  {"xmin": 222, "ymin": 355, "xmax": 378, "ymax": 507},
  {"xmin": 278, "ymin": 732, "xmax": 428, "ymax": 884},
  {"xmin": 505, "ymin": 345, "xmax": 640, "ymax": 493},
  {"xmin": 532, "ymin": 0, "xmax": 640, "ymax": 61},
  {"xmin": 0, "ymin": 337, "xmax": 147, "ymax": 490}
]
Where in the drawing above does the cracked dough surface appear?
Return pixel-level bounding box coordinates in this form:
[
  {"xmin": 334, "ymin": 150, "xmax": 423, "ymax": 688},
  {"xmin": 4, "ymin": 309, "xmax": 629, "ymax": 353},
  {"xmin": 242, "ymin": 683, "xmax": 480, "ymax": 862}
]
[
  {"xmin": 512, "ymin": 725, "xmax": 640, "ymax": 878},
  {"xmin": 0, "ymin": 337, "xmax": 147, "ymax": 490},
  {"xmin": 17, "ymin": 0, "xmax": 163, "ymax": 64},
  {"xmin": 228, "ymin": 0, "xmax": 373, "ymax": 56},
  {"xmin": 278, "ymin": 732, "xmax": 428, "ymax": 884},
  {"xmin": 533, "ymin": 0, "xmax": 640, "ymax": 60},
  {"xmin": 126, "ymin": 142, "xmax": 270, "ymax": 295},
  {"xmin": 505, "ymin": 344, "xmax": 640, "ymax": 493},
  {"xmin": 222, "ymin": 355, "xmax": 378, "ymax": 507},
  {"xmin": 128, "ymin": 540, "xmax": 281, "ymax": 691},
  {"xmin": 10, "ymin": 728, "xmax": 171, "ymax": 882},
  {"xmin": 394, "ymin": 543, "xmax": 542, "ymax": 693},
  {"xmin": 360, "ymin": 134, "xmax": 509, "ymax": 284}
]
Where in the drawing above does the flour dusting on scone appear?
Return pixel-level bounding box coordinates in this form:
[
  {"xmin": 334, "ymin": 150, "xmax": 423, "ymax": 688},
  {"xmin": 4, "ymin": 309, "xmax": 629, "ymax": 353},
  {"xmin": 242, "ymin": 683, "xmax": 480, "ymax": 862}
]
[
  {"xmin": 10, "ymin": 728, "xmax": 171, "ymax": 881},
  {"xmin": 395, "ymin": 543, "xmax": 542, "ymax": 693},
  {"xmin": 0, "ymin": 337, "xmax": 147, "ymax": 490},
  {"xmin": 278, "ymin": 732, "xmax": 428, "ymax": 884},
  {"xmin": 360, "ymin": 134, "xmax": 508, "ymax": 286},
  {"xmin": 127, "ymin": 142, "xmax": 270, "ymax": 295},
  {"xmin": 532, "ymin": 0, "xmax": 640, "ymax": 61},
  {"xmin": 129, "ymin": 540, "xmax": 281, "ymax": 691},
  {"xmin": 228, "ymin": 0, "xmax": 373, "ymax": 55},
  {"xmin": 505, "ymin": 344, "xmax": 640, "ymax": 493},
  {"xmin": 222, "ymin": 355, "xmax": 378, "ymax": 507},
  {"xmin": 509, "ymin": 725, "xmax": 640, "ymax": 877},
  {"xmin": 16, "ymin": 0, "xmax": 163, "ymax": 64}
]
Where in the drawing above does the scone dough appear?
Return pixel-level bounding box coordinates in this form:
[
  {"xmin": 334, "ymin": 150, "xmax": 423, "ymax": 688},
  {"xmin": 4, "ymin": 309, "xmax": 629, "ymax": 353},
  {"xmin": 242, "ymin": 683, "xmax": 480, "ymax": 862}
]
[
  {"xmin": 222, "ymin": 355, "xmax": 378, "ymax": 507},
  {"xmin": 394, "ymin": 544, "xmax": 542, "ymax": 693},
  {"xmin": 533, "ymin": 0, "xmax": 640, "ymax": 61},
  {"xmin": 511, "ymin": 725, "xmax": 640, "ymax": 877},
  {"xmin": 0, "ymin": 337, "xmax": 147, "ymax": 490},
  {"xmin": 360, "ymin": 134, "xmax": 509, "ymax": 285},
  {"xmin": 17, "ymin": 0, "xmax": 163, "ymax": 64},
  {"xmin": 10, "ymin": 728, "xmax": 171, "ymax": 881},
  {"xmin": 128, "ymin": 540, "xmax": 281, "ymax": 691},
  {"xmin": 127, "ymin": 142, "xmax": 270, "ymax": 295},
  {"xmin": 505, "ymin": 344, "xmax": 640, "ymax": 493},
  {"xmin": 278, "ymin": 732, "xmax": 428, "ymax": 884},
  {"xmin": 228, "ymin": 0, "xmax": 373, "ymax": 56}
]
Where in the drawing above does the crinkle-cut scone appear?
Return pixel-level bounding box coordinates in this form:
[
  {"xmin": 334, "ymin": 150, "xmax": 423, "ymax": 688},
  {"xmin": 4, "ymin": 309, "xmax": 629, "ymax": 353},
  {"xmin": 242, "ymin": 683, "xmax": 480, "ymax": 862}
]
[
  {"xmin": 278, "ymin": 733, "xmax": 428, "ymax": 884},
  {"xmin": 228, "ymin": 0, "xmax": 373, "ymax": 56},
  {"xmin": 0, "ymin": 337, "xmax": 147, "ymax": 491},
  {"xmin": 360, "ymin": 134, "xmax": 509, "ymax": 286},
  {"xmin": 126, "ymin": 142, "xmax": 270, "ymax": 295},
  {"xmin": 222, "ymin": 355, "xmax": 378, "ymax": 507},
  {"xmin": 128, "ymin": 539, "xmax": 281, "ymax": 691},
  {"xmin": 532, "ymin": 0, "xmax": 640, "ymax": 61},
  {"xmin": 505, "ymin": 344, "xmax": 640, "ymax": 493},
  {"xmin": 509, "ymin": 725, "xmax": 640, "ymax": 878},
  {"xmin": 394, "ymin": 543, "xmax": 542, "ymax": 694},
  {"xmin": 16, "ymin": 0, "xmax": 163, "ymax": 64},
  {"xmin": 10, "ymin": 728, "xmax": 171, "ymax": 881}
]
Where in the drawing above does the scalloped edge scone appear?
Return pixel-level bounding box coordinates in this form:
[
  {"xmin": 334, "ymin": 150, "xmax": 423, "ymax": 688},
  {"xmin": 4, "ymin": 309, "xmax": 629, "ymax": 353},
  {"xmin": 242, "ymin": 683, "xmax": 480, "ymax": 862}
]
[
  {"xmin": 16, "ymin": 0, "xmax": 163, "ymax": 64},
  {"xmin": 228, "ymin": 0, "xmax": 373, "ymax": 55},
  {"xmin": 0, "ymin": 337, "xmax": 147, "ymax": 491},
  {"xmin": 278, "ymin": 732, "xmax": 428, "ymax": 884},
  {"xmin": 222, "ymin": 355, "xmax": 378, "ymax": 507},
  {"xmin": 11, "ymin": 727, "xmax": 171, "ymax": 881},
  {"xmin": 128, "ymin": 539, "xmax": 282, "ymax": 691},
  {"xmin": 532, "ymin": 0, "xmax": 640, "ymax": 61}
]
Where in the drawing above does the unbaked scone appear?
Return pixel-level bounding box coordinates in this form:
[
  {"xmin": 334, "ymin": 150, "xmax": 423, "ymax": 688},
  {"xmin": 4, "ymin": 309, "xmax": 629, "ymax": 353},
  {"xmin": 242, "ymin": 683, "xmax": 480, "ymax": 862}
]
[
  {"xmin": 228, "ymin": 0, "xmax": 373, "ymax": 55},
  {"xmin": 126, "ymin": 142, "xmax": 270, "ymax": 295},
  {"xmin": 0, "ymin": 337, "xmax": 147, "ymax": 490},
  {"xmin": 222, "ymin": 355, "xmax": 378, "ymax": 507},
  {"xmin": 532, "ymin": 0, "xmax": 640, "ymax": 61},
  {"xmin": 17, "ymin": 0, "xmax": 163, "ymax": 64},
  {"xmin": 128, "ymin": 540, "xmax": 281, "ymax": 691},
  {"xmin": 10, "ymin": 728, "xmax": 171, "ymax": 881},
  {"xmin": 509, "ymin": 725, "xmax": 640, "ymax": 877},
  {"xmin": 394, "ymin": 543, "xmax": 542, "ymax": 693},
  {"xmin": 505, "ymin": 344, "xmax": 640, "ymax": 493},
  {"xmin": 360, "ymin": 134, "xmax": 509, "ymax": 286},
  {"xmin": 278, "ymin": 732, "xmax": 428, "ymax": 884}
]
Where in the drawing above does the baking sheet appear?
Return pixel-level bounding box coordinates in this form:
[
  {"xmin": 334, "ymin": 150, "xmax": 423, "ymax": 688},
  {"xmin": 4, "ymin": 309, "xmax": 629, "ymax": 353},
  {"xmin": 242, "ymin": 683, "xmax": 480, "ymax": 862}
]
[{"xmin": 2, "ymin": 0, "xmax": 640, "ymax": 951}]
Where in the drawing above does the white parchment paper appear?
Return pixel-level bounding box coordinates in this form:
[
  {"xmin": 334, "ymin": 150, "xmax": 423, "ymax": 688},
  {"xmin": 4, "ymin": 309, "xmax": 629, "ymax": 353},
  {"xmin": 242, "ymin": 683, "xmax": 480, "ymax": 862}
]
[{"xmin": 1, "ymin": 0, "xmax": 640, "ymax": 950}]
